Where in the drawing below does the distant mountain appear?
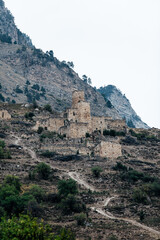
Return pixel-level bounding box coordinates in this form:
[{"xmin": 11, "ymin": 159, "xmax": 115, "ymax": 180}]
[{"xmin": 98, "ymin": 85, "xmax": 149, "ymax": 129}]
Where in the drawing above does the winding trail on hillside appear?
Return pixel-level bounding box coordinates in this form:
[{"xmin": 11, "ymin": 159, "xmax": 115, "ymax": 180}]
[
  {"xmin": 11, "ymin": 134, "xmax": 160, "ymax": 239},
  {"xmin": 68, "ymin": 172, "xmax": 95, "ymax": 192},
  {"xmin": 12, "ymin": 135, "xmax": 39, "ymax": 161}
]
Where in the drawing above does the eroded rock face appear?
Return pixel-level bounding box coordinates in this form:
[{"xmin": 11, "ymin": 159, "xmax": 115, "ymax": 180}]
[{"xmin": 98, "ymin": 85, "xmax": 149, "ymax": 129}]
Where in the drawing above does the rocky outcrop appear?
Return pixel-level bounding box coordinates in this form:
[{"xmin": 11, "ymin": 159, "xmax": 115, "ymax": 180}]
[
  {"xmin": 0, "ymin": 0, "xmax": 32, "ymax": 47},
  {"xmin": 98, "ymin": 85, "xmax": 149, "ymax": 129}
]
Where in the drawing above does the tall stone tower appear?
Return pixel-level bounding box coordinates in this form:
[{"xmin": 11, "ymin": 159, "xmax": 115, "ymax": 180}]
[{"xmin": 71, "ymin": 90, "xmax": 91, "ymax": 123}]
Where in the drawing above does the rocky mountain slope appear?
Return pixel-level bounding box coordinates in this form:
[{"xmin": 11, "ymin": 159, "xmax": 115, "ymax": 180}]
[
  {"xmin": 98, "ymin": 85, "xmax": 149, "ymax": 129},
  {"xmin": 0, "ymin": 0, "xmax": 148, "ymax": 128}
]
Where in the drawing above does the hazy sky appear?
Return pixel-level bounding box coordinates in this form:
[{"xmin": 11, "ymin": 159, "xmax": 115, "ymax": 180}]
[{"xmin": 4, "ymin": 0, "xmax": 160, "ymax": 128}]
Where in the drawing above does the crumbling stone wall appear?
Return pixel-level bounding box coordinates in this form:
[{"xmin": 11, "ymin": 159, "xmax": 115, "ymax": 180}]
[
  {"xmin": 104, "ymin": 119, "xmax": 126, "ymax": 132},
  {"xmin": 72, "ymin": 90, "xmax": 85, "ymax": 108},
  {"xmin": 0, "ymin": 110, "xmax": 11, "ymax": 120},
  {"xmin": 91, "ymin": 116, "xmax": 105, "ymax": 133},
  {"xmin": 76, "ymin": 101, "xmax": 91, "ymax": 123},
  {"xmin": 33, "ymin": 118, "xmax": 64, "ymax": 132},
  {"xmin": 94, "ymin": 141, "xmax": 122, "ymax": 158},
  {"xmin": 65, "ymin": 108, "xmax": 78, "ymax": 122},
  {"xmin": 60, "ymin": 122, "xmax": 89, "ymax": 138}
]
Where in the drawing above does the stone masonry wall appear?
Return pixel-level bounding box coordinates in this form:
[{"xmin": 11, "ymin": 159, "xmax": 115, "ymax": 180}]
[
  {"xmin": 66, "ymin": 108, "xmax": 78, "ymax": 122},
  {"xmin": 77, "ymin": 101, "xmax": 91, "ymax": 123},
  {"xmin": 91, "ymin": 116, "xmax": 105, "ymax": 133},
  {"xmin": 104, "ymin": 119, "xmax": 126, "ymax": 132},
  {"xmin": 94, "ymin": 141, "xmax": 122, "ymax": 158},
  {"xmin": 33, "ymin": 118, "xmax": 64, "ymax": 132},
  {"xmin": 67, "ymin": 122, "xmax": 89, "ymax": 138}
]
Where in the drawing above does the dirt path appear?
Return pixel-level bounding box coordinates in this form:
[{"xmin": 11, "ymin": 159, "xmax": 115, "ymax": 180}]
[
  {"xmin": 11, "ymin": 134, "xmax": 160, "ymax": 239},
  {"xmin": 12, "ymin": 135, "xmax": 39, "ymax": 161},
  {"xmin": 68, "ymin": 172, "xmax": 95, "ymax": 192}
]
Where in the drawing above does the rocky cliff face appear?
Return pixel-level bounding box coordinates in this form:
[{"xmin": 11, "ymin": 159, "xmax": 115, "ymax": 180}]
[
  {"xmin": 0, "ymin": 0, "xmax": 32, "ymax": 47},
  {"xmin": 98, "ymin": 85, "xmax": 149, "ymax": 129}
]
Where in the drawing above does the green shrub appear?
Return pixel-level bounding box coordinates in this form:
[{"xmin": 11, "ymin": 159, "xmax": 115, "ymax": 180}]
[
  {"xmin": 91, "ymin": 166, "xmax": 102, "ymax": 178},
  {"xmin": 26, "ymin": 80, "xmax": 30, "ymax": 85},
  {"xmin": 25, "ymin": 200, "xmax": 44, "ymax": 217},
  {"xmin": 113, "ymin": 162, "xmax": 127, "ymax": 171},
  {"xmin": 32, "ymin": 84, "xmax": 40, "ymax": 91},
  {"xmin": 144, "ymin": 182, "xmax": 160, "ymax": 196},
  {"xmin": 0, "ymin": 141, "xmax": 11, "ymax": 159},
  {"xmin": 28, "ymin": 170, "xmax": 36, "ymax": 180},
  {"xmin": 11, "ymin": 99, "xmax": 16, "ymax": 104},
  {"xmin": 15, "ymin": 85, "xmax": 23, "ymax": 94},
  {"xmin": 40, "ymin": 131, "xmax": 56, "ymax": 141},
  {"xmin": 0, "ymin": 140, "xmax": 5, "ymax": 148},
  {"xmin": 132, "ymin": 188, "xmax": 148, "ymax": 204},
  {"xmin": 0, "ymin": 206, "xmax": 5, "ymax": 218},
  {"xmin": 103, "ymin": 129, "xmax": 125, "ymax": 137},
  {"xmin": 25, "ymin": 185, "xmax": 45, "ymax": 203},
  {"xmin": 37, "ymin": 126, "xmax": 44, "ymax": 134},
  {"xmin": 55, "ymin": 228, "xmax": 75, "ymax": 240},
  {"xmin": 58, "ymin": 179, "xmax": 78, "ymax": 198},
  {"xmin": 0, "ymin": 177, "xmax": 46, "ymax": 217},
  {"xmin": 59, "ymin": 194, "xmax": 85, "ymax": 214},
  {"xmin": 4, "ymin": 175, "xmax": 21, "ymax": 191},
  {"xmin": 109, "ymin": 235, "xmax": 118, "ymax": 240},
  {"xmin": 44, "ymin": 104, "xmax": 52, "ymax": 113},
  {"xmin": 139, "ymin": 210, "xmax": 145, "ymax": 221},
  {"xmin": 0, "ymin": 214, "xmax": 54, "ymax": 240},
  {"xmin": 36, "ymin": 162, "xmax": 51, "ymax": 180},
  {"xmin": 25, "ymin": 112, "xmax": 35, "ymax": 120},
  {"xmin": 0, "ymin": 184, "xmax": 35, "ymax": 216},
  {"xmin": 75, "ymin": 213, "xmax": 87, "ymax": 226},
  {"xmin": 41, "ymin": 150, "xmax": 56, "ymax": 158},
  {"xmin": 85, "ymin": 132, "xmax": 90, "ymax": 138},
  {"xmin": 0, "ymin": 93, "xmax": 5, "ymax": 102},
  {"xmin": 121, "ymin": 170, "xmax": 155, "ymax": 183},
  {"xmin": 0, "ymin": 33, "xmax": 12, "ymax": 44},
  {"xmin": 0, "ymin": 147, "xmax": 11, "ymax": 159},
  {"xmin": 129, "ymin": 129, "xmax": 159, "ymax": 141}
]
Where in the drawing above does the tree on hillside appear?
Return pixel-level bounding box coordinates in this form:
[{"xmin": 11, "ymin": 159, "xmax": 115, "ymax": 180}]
[{"xmin": 82, "ymin": 75, "xmax": 92, "ymax": 85}]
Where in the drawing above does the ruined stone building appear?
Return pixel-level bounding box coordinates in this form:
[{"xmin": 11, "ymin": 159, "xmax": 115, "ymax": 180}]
[{"xmin": 34, "ymin": 90, "xmax": 126, "ymax": 139}]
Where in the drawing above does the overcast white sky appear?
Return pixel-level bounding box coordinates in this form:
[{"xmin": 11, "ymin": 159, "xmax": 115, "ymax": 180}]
[{"xmin": 4, "ymin": 0, "xmax": 160, "ymax": 128}]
